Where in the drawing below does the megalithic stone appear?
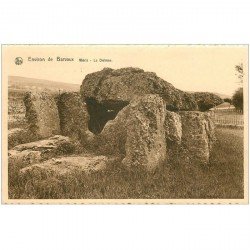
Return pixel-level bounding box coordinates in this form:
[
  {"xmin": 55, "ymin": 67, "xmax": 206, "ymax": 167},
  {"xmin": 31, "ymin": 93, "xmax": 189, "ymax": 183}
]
[
  {"xmin": 24, "ymin": 92, "xmax": 61, "ymax": 139},
  {"xmin": 57, "ymin": 92, "xmax": 92, "ymax": 143}
]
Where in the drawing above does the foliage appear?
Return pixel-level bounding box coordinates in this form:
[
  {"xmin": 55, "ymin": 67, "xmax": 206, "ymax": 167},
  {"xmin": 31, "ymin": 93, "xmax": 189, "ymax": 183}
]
[
  {"xmin": 232, "ymin": 87, "xmax": 243, "ymax": 111},
  {"xmin": 194, "ymin": 92, "xmax": 223, "ymax": 111},
  {"xmin": 223, "ymin": 98, "xmax": 232, "ymax": 104},
  {"xmin": 235, "ymin": 63, "xmax": 244, "ymax": 87}
]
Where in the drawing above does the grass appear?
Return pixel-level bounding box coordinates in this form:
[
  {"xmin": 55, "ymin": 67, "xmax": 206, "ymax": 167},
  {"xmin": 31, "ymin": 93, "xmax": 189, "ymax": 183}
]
[{"xmin": 8, "ymin": 127, "xmax": 244, "ymax": 199}]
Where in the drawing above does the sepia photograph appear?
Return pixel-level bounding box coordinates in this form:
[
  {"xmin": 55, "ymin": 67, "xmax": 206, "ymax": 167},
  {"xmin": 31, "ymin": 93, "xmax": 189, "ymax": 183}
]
[{"xmin": 1, "ymin": 45, "xmax": 248, "ymax": 204}]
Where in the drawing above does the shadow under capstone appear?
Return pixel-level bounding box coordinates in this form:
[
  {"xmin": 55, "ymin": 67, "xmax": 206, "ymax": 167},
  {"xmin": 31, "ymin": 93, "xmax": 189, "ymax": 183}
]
[{"xmin": 85, "ymin": 97, "xmax": 129, "ymax": 134}]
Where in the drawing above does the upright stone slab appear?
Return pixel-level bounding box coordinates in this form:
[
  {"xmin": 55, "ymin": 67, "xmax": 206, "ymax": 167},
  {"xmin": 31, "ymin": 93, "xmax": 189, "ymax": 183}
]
[
  {"xmin": 97, "ymin": 94, "xmax": 167, "ymax": 171},
  {"xmin": 57, "ymin": 92, "xmax": 91, "ymax": 142},
  {"xmin": 164, "ymin": 111, "xmax": 182, "ymax": 145},
  {"xmin": 24, "ymin": 92, "xmax": 60, "ymax": 139},
  {"xmin": 177, "ymin": 111, "xmax": 215, "ymax": 166},
  {"xmin": 122, "ymin": 95, "xmax": 167, "ymax": 171},
  {"xmin": 96, "ymin": 105, "xmax": 130, "ymax": 155}
]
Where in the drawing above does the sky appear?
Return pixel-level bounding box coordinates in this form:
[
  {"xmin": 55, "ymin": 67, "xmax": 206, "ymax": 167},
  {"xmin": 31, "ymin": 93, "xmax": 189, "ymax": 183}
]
[{"xmin": 3, "ymin": 45, "xmax": 248, "ymax": 96}]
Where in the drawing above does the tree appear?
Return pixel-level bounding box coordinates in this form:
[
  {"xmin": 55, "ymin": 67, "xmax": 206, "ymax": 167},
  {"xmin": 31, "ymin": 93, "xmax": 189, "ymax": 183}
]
[
  {"xmin": 232, "ymin": 87, "xmax": 243, "ymax": 112},
  {"xmin": 194, "ymin": 92, "xmax": 223, "ymax": 111},
  {"xmin": 224, "ymin": 98, "xmax": 232, "ymax": 104},
  {"xmin": 235, "ymin": 63, "xmax": 244, "ymax": 87}
]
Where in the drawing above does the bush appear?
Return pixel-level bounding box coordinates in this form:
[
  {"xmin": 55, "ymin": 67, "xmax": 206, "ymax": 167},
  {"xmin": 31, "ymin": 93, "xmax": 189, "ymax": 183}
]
[{"xmin": 232, "ymin": 87, "xmax": 243, "ymax": 111}]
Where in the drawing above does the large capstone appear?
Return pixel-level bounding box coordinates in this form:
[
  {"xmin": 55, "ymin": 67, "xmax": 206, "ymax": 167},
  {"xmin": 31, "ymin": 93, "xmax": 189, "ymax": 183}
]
[
  {"xmin": 80, "ymin": 67, "xmax": 223, "ymax": 114},
  {"xmin": 57, "ymin": 92, "xmax": 92, "ymax": 142},
  {"xmin": 80, "ymin": 67, "xmax": 222, "ymax": 138},
  {"xmin": 81, "ymin": 67, "xmax": 198, "ymax": 112},
  {"xmin": 24, "ymin": 92, "xmax": 60, "ymax": 139}
]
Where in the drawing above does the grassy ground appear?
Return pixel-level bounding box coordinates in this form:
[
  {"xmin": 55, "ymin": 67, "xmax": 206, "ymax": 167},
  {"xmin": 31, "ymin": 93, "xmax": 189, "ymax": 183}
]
[{"xmin": 8, "ymin": 127, "xmax": 244, "ymax": 199}]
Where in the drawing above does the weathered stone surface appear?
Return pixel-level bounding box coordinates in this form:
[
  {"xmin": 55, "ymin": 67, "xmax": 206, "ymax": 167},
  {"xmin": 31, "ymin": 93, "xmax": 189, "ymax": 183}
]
[
  {"xmin": 9, "ymin": 149, "xmax": 42, "ymax": 168},
  {"xmin": 164, "ymin": 111, "xmax": 182, "ymax": 145},
  {"xmin": 81, "ymin": 67, "xmax": 198, "ymax": 111},
  {"xmin": 8, "ymin": 128, "xmax": 30, "ymax": 149},
  {"xmin": 97, "ymin": 94, "xmax": 166, "ymax": 171},
  {"xmin": 122, "ymin": 95, "xmax": 166, "ymax": 171},
  {"xmin": 174, "ymin": 111, "xmax": 215, "ymax": 166},
  {"xmin": 96, "ymin": 105, "xmax": 130, "ymax": 155},
  {"xmin": 9, "ymin": 135, "xmax": 75, "ymax": 168},
  {"xmin": 24, "ymin": 92, "xmax": 60, "ymax": 139},
  {"xmin": 203, "ymin": 112, "xmax": 216, "ymax": 151},
  {"xmin": 20, "ymin": 155, "xmax": 118, "ymax": 178},
  {"xmin": 57, "ymin": 92, "xmax": 92, "ymax": 142}
]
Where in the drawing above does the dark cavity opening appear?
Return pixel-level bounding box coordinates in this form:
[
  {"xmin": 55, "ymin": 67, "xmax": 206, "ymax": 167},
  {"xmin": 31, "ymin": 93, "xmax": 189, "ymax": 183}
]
[{"xmin": 86, "ymin": 97, "xmax": 129, "ymax": 134}]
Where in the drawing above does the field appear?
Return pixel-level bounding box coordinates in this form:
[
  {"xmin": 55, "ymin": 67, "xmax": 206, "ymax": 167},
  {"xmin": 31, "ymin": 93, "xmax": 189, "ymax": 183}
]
[
  {"xmin": 7, "ymin": 78, "xmax": 245, "ymax": 199},
  {"xmin": 9, "ymin": 127, "xmax": 244, "ymax": 199}
]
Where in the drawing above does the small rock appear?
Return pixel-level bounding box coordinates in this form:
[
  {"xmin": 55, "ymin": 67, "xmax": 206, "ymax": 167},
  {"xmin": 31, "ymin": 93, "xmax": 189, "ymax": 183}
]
[
  {"xmin": 9, "ymin": 135, "xmax": 75, "ymax": 168},
  {"xmin": 20, "ymin": 155, "xmax": 118, "ymax": 179}
]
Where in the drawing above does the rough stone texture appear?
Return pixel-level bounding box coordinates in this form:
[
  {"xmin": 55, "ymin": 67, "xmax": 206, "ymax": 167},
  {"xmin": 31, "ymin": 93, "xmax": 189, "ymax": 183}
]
[
  {"xmin": 9, "ymin": 135, "xmax": 75, "ymax": 168},
  {"xmin": 20, "ymin": 155, "xmax": 118, "ymax": 178},
  {"xmin": 57, "ymin": 92, "xmax": 91, "ymax": 142},
  {"xmin": 164, "ymin": 111, "xmax": 182, "ymax": 145},
  {"xmin": 96, "ymin": 95, "xmax": 167, "ymax": 171},
  {"xmin": 175, "ymin": 111, "xmax": 215, "ymax": 166},
  {"xmin": 24, "ymin": 92, "xmax": 61, "ymax": 139},
  {"xmin": 96, "ymin": 105, "xmax": 130, "ymax": 155},
  {"xmin": 122, "ymin": 95, "xmax": 166, "ymax": 171},
  {"xmin": 9, "ymin": 149, "xmax": 42, "ymax": 168},
  {"xmin": 203, "ymin": 112, "xmax": 216, "ymax": 151},
  {"xmin": 81, "ymin": 67, "xmax": 198, "ymax": 111},
  {"xmin": 8, "ymin": 128, "xmax": 30, "ymax": 149}
]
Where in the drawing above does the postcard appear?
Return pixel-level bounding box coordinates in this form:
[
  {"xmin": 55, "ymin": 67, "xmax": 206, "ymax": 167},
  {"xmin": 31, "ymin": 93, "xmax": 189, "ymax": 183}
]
[{"xmin": 1, "ymin": 45, "xmax": 248, "ymax": 204}]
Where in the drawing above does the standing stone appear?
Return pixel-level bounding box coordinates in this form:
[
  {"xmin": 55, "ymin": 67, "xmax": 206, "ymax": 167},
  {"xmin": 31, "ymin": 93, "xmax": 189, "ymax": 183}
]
[
  {"xmin": 57, "ymin": 92, "xmax": 91, "ymax": 143},
  {"xmin": 177, "ymin": 111, "xmax": 215, "ymax": 166},
  {"xmin": 97, "ymin": 94, "xmax": 167, "ymax": 171},
  {"xmin": 24, "ymin": 92, "xmax": 60, "ymax": 139},
  {"xmin": 164, "ymin": 111, "xmax": 182, "ymax": 145},
  {"xmin": 122, "ymin": 95, "xmax": 167, "ymax": 171},
  {"xmin": 203, "ymin": 112, "xmax": 216, "ymax": 151},
  {"xmin": 96, "ymin": 105, "xmax": 130, "ymax": 155}
]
